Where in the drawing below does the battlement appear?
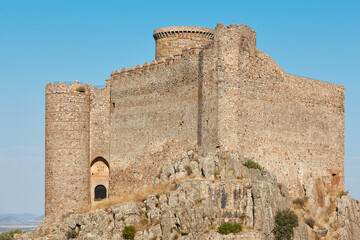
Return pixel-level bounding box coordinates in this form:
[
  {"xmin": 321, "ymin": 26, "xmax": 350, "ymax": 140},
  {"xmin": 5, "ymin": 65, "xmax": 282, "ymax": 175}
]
[
  {"xmin": 45, "ymin": 80, "xmax": 85, "ymax": 94},
  {"xmin": 46, "ymin": 80, "xmax": 109, "ymax": 95},
  {"xmin": 153, "ymin": 26, "xmax": 214, "ymax": 40},
  {"xmin": 110, "ymin": 47, "xmax": 203, "ymax": 79},
  {"xmin": 153, "ymin": 26, "xmax": 214, "ymax": 60}
]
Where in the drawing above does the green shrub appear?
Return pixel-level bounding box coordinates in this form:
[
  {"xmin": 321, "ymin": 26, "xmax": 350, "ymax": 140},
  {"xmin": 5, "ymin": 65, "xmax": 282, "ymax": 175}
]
[
  {"xmin": 243, "ymin": 160, "xmax": 263, "ymax": 171},
  {"xmin": 0, "ymin": 229, "xmax": 25, "ymax": 240},
  {"xmin": 66, "ymin": 229, "xmax": 77, "ymax": 239},
  {"xmin": 338, "ymin": 190, "xmax": 349, "ymax": 197},
  {"xmin": 218, "ymin": 222, "xmax": 242, "ymax": 235},
  {"xmin": 273, "ymin": 209, "xmax": 298, "ymax": 240},
  {"xmin": 76, "ymin": 86, "xmax": 85, "ymax": 93},
  {"xmin": 122, "ymin": 225, "xmax": 136, "ymax": 239}
]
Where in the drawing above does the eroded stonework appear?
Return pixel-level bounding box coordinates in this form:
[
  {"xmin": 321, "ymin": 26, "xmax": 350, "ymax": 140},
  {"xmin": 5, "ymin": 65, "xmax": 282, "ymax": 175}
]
[{"xmin": 45, "ymin": 23, "xmax": 345, "ymax": 217}]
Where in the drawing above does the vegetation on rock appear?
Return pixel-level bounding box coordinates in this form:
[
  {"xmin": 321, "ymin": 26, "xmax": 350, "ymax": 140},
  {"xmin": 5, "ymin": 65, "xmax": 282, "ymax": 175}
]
[
  {"xmin": 273, "ymin": 209, "xmax": 298, "ymax": 240},
  {"xmin": 76, "ymin": 86, "xmax": 85, "ymax": 92},
  {"xmin": 66, "ymin": 228, "xmax": 78, "ymax": 239},
  {"xmin": 218, "ymin": 222, "xmax": 242, "ymax": 235},
  {"xmin": 0, "ymin": 229, "xmax": 26, "ymax": 240},
  {"xmin": 243, "ymin": 160, "xmax": 263, "ymax": 171},
  {"xmin": 338, "ymin": 190, "xmax": 349, "ymax": 197},
  {"xmin": 122, "ymin": 225, "xmax": 136, "ymax": 239}
]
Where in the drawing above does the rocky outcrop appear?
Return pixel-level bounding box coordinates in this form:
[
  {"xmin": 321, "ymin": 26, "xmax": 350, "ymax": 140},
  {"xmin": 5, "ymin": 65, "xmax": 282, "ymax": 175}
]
[
  {"xmin": 15, "ymin": 151, "xmax": 300, "ymax": 240},
  {"xmin": 16, "ymin": 150, "xmax": 360, "ymax": 240},
  {"xmin": 16, "ymin": 179, "xmax": 286, "ymax": 240},
  {"xmin": 21, "ymin": 150, "xmax": 360, "ymax": 240},
  {"xmin": 337, "ymin": 196, "xmax": 360, "ymax": 239}
]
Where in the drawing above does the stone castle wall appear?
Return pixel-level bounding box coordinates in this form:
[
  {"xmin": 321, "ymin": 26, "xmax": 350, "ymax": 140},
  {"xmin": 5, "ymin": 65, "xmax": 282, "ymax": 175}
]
[
  {"xmin": 153, "ymin": 26, "xmax": 214, "ymax": 60},
  {"xmin": 44, "ymin": 23, "xmax": 345, "ymax": 216},
  {"xmin": 109, "ymin": 52, "xmax": 201, "ymax": 197},
  {"xmin": 236, "ymin": 72, "xmax": 344, "ymax": 196},
  {"xmin": 199, "ymin": 24, "xmax": 345, "ymax": 197},
  {"xmin": 45, "ymin": 82, "xmax": 91, "ymax": 216},
  {"xmin": 89, "ymin": 84, "xmax": 111, "ymax": 162}
]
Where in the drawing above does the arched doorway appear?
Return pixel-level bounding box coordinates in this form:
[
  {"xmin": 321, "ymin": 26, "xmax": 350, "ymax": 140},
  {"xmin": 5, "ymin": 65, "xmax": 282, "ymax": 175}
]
[
  {"xmin": 95, "ymin": 185, "xmax": 107, "ymax": 201},
  {"xmin": 90, "ymin": 157, "xmax": 109, "ymax": 202}
]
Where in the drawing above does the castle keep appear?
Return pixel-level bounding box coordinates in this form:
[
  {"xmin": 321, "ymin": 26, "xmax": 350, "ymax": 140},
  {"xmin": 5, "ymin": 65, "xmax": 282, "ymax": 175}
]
[{"xmin": 45, "ymin": 23, "xmax": 344, "ymax": 217}]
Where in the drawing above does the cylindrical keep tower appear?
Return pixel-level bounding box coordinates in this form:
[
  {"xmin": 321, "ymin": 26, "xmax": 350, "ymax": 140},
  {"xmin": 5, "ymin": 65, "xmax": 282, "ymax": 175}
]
[
  {"xmin": 45, "ymin": 81, "xmax": 90, "ymax": 216},
  {"xmin": 153, "ymin": 26, "xmax": 214, "ymax": 60}
]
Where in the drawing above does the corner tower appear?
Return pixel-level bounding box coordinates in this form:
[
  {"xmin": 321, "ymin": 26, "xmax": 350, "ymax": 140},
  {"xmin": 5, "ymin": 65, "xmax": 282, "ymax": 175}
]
[
  {"xmin": 153, "ymin": 26, "xmax": 214, "ymax": 60},
  {"xmin": 45, "ymin": 82, "xmax": 90, "ymax": 216}
]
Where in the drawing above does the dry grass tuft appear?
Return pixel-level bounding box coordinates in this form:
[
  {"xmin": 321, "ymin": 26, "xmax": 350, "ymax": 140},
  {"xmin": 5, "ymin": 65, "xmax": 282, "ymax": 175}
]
[
  {"xmin": 80, "ymin": 176, "xmax": 202, "ymax": 213},
  {"xmin": 134, "ymin": 210, "xmax": 150, "ymax": 232},
  {"xmin": 326, "ymin": 197, "xmax": 337, "ymax": 216},
  {"xmin": 291, "ymin": 196, "xmax": 309, "ymax": 211},
  {"xmin": 315, "ymin": 178, "xmax": 326, "ymax": 207},
  {"xmin": 80, "ymin": 181, "xmax": 177, "ymax": 213},
  {"xmin": 292, "ymin": 197, "xmax": 305, "ymax": 207}
]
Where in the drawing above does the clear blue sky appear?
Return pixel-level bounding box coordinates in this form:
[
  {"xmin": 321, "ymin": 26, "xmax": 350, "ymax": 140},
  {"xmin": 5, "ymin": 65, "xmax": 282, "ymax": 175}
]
[{"xmin": 0, "ymin": 0, "xmax": 359, "ymax": 215}]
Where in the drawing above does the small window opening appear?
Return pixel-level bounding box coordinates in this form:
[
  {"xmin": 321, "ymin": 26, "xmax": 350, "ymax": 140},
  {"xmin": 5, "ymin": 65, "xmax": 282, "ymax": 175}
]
[{"xmin": 95, "ymin": 185, "xmax": 107, "ymax": 201}]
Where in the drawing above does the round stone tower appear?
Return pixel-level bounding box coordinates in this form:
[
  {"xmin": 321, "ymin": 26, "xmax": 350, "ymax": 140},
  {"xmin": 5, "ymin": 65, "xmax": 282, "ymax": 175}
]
[
  {"xmin": 45, "ymin": 81, "xmax": 90, "ymax": 216},
  {"xmin": 153, "ymin": 26, "xmax": 214, "ymax": 60}
]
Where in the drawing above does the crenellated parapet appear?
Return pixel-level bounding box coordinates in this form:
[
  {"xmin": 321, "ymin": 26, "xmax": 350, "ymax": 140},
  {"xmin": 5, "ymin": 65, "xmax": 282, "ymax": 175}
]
[
  {"xmin": 153, "ymin": 26, "xmax": 214, "ymax": 60},
  {"xmin": 110, "ymin": 46, "xmax": 204, "ymax": 80},
  {"xmin": 46, "ymin": 80, "xmax": 85, "ymax": 94},
  {"xmin": 153, "ymin": 26, "xmax": 214, "ymax": 40},
  {"xmin": 46, "ymin": 80, "xmax": 107, "ymax": 94}
]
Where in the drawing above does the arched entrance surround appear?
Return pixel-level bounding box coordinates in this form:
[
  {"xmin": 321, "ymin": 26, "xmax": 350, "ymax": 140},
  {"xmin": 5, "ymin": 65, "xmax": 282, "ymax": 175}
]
[{"xmin": 90, "ymin": 157, "xmax": 110, "ymax": 202}]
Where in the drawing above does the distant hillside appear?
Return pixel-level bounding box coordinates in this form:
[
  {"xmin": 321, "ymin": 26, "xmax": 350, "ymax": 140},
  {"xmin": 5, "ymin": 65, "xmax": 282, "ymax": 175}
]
[{"xmin": 0, "ymin": 214, "xmax": 43, "ymax": 232}]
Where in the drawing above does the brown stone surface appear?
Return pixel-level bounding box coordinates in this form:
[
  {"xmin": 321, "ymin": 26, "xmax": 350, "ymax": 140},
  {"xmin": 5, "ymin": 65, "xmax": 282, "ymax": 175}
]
[
  {"xmin": 45, "ymin": 81, "xmax": 91, "ymax": 216},
  {"xmin": 44, "ymin": 23, "xmax": 345, "ymax": 218},
  {"xmin": 337, "ymin": 196, "xmax": 360, "ymax": 239},
  {"xmin": 16, "ymin": 151, "xmax": 293, "ymax": 239},
  {"xmin": 153, "ymin": 26, "xmax": 214, "ymax": 59}
]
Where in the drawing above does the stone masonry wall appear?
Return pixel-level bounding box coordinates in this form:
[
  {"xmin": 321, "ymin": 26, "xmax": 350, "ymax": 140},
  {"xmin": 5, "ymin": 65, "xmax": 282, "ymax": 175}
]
[
  {"xmin": 89, "ymin": 84, "xmax": 111, "ymax": 163},
  {"xmin": 109, "ymin": 52, "xmax": 201, "ymax": 197},
  {"xmin": 153, "ymin": 26, "xmax": 214, "ymax": 60},
  {"xmin": 237, "ymin": 72, "xmax": 344, "ymax": 197},
  {"xmin": 200, "ymin": 23, "xmax": 345, "ymax": 197},
  {"xmin": 45, "ymin": 82, "xmax": 91, "ymax": 216}
]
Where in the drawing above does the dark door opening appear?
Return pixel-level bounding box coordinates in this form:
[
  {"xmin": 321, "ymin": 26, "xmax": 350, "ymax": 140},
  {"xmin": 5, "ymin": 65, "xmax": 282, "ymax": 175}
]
[{"xmin": 94, "ymin": 185, "xmax": 107, "ymax": 201}]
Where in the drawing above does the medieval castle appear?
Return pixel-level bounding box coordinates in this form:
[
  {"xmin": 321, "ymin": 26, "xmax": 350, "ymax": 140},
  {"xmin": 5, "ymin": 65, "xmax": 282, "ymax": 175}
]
[{"xmin": 45, "ymin": 23, "xmax": 344, "ymax": 217}]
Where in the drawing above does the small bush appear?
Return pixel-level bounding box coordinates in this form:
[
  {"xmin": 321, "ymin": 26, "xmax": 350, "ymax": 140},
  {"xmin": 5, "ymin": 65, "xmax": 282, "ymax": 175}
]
[
  {"xmin": 292, "ymin": 197, "xmax": 305, "ymax": 206},
  {"xmin": 0, "ymin": 229, "xmax": 25, "ymax": 240},
  {"xmin": 243, "ymin": 160, "xmax": 263, "ymax": 171},
  {"xmin": 122, "ymin": 225, "xmax": 136, "ymax": 239},
  {"xmin": 305, "ymin": 216, "xmax": 315, "ymax": 228},
  {"xmin": 338, "ymin": 190, "xmax": 349, "ymax": 197},
  {"xmin": 273, "ymin": 209, "xmax": 298, "ymax": 240},
  {"xmin": 218, "ymin": 222, "xmax": 242, "ymax": 235},
  {"xmin": 66, "ymin": 229, "xmax": 77, "ymax": 239},
  {"xmin": 76, "ymin": 86, "xmax": 85, "ymax": 93}
]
